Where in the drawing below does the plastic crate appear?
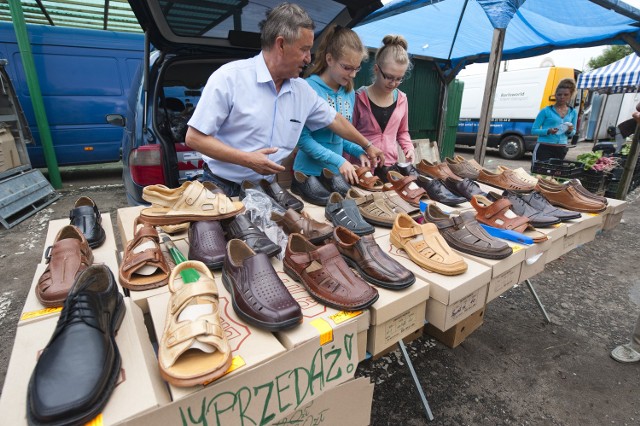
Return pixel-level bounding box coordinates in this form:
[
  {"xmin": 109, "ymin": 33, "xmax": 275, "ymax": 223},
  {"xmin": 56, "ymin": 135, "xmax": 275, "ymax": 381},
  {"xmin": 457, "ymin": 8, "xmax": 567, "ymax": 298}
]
[
  {"xmin": 580, "ymin": 169, "xmax": 609, "ymax": 196},
  {"xmin": 531, "ymin": 159, "xmax": 584, "ymax": 178}
]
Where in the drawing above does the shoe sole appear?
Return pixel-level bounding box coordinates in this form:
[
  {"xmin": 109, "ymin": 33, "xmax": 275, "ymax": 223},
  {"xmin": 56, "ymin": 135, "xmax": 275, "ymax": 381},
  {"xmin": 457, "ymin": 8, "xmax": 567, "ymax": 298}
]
[
  {"xmin": 342, "ymin": 256, "xmax": 415, "ymax": 290},
  {"xmin": 221, "ymin": 269, "xmax": 302, "ymax": 332},
  {"xmin": 282, "ymin": 261, "xmax": 379, "ymax": 311},
  {"xmin": 88, "ymin": 229, "xmax": 106, "ymax": 249}
]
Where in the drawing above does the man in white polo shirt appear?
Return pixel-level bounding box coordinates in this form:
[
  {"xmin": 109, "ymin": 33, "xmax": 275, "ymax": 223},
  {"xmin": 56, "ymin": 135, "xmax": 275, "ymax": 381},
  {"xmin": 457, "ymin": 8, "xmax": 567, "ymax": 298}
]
[{"xmin": 186, "ymin": 2, "xmax": 384, "ymax": 196}]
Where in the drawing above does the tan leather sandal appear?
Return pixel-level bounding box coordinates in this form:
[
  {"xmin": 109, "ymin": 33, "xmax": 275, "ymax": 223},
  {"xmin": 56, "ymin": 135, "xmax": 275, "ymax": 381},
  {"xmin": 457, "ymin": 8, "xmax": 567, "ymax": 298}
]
[
  {"xmin": 158, "ymin": 261, "xmax": 232, "ymax": 387},
  {"xmin": 470, "ymin": 195, "xmax": 547, "ymax": 242},
  {"xmin": 140, "ymin": 181, "xmax": 245, "ymax": 225},
  {"xmin": 356, "ymin": 166, "xmax": 384, "ymax": 191},
  {"xmin": 119, "ymin": 216, "xmax": 171, "ymax": 291},
  {"xmin": 390, "ymin": 213, "xmax": 467, "ymax": 275}
]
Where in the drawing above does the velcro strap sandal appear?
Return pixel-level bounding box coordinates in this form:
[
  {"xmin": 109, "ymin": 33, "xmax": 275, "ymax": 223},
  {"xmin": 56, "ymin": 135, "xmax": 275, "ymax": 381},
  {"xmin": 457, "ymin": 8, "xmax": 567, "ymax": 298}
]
[
  {"xmin": 471, "ymin": 195, "xmax": 547, "ymax": 243},
  {"xmin": 386, "ymin": 171, "xmax": 429, "ymax": 207},
  {"xmin": 356, "ymin": 166, "xmax": 384, "ymax": 191},
  {"xmin": 325, "ymin": 192, "xmax": 375, "ymax": 236}
]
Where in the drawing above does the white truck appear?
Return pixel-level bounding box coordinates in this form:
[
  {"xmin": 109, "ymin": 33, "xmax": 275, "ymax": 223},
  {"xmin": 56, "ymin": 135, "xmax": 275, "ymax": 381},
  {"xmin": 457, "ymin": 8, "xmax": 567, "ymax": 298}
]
[{"xmin": 456, "ymin": 66, "xmax": 575, "ymax": 159}]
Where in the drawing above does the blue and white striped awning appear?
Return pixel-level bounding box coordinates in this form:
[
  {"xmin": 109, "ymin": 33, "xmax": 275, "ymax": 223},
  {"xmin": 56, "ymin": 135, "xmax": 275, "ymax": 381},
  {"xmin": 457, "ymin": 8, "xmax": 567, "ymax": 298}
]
[{"xmin": 577, "ymin": 53, "xmax": 640, "ymax": 90}]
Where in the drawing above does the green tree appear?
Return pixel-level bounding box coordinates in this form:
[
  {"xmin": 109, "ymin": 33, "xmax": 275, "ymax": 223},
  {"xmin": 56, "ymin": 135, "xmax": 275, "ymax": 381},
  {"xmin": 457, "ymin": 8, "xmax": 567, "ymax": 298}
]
[{"xmin": 587, "ymin": 45, "xmax": 633, "ymax": 70}]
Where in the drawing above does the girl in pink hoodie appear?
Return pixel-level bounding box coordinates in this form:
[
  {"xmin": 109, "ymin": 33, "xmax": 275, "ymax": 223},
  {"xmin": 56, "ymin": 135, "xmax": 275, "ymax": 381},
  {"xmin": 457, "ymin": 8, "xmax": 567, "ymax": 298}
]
[{"xmin": 352, "ymin": 35, "xmax": 414, "ymax": 177}]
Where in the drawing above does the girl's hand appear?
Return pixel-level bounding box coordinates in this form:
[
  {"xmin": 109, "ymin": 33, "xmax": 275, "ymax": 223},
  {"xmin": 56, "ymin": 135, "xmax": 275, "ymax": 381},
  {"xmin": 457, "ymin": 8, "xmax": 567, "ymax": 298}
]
[
  {"xmin": 404, "ymin": 149, "xmax": 415, "ymax": 163},
  {"xmin": 548, "ymin": 128, "xmax": 559, "ymax": 135},
  {"xmin": 339, "ymin": 161, "xmax": 359, "ymax": 185}
]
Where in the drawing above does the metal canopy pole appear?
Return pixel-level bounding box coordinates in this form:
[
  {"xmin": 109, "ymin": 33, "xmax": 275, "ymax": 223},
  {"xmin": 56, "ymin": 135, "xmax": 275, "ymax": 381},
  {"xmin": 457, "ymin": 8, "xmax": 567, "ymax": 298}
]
[
  {"xmin": 524, "ymin": 279, "xmax": 551, "ymax": 323},
  {"xmin": 7, "ymin": 0, "xmax": 61, "ymax": 189},
  {"xmin": 473, "ymin": 28, "xmax": 506, "ymax": 167},
  {"xmin": 398, "ymin": 339, "xmax": 434, "ymax": 421},
  {"xmin": 616, "ymin": 122, "xmax": 640, "ymax": 199}
]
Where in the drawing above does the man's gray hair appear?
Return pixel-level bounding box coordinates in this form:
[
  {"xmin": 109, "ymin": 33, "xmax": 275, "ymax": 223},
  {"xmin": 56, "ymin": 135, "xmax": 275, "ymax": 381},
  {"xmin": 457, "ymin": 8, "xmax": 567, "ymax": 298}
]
[{"xmin": 260, "ymin": 3, "xmax": 315, "ymax": 50}]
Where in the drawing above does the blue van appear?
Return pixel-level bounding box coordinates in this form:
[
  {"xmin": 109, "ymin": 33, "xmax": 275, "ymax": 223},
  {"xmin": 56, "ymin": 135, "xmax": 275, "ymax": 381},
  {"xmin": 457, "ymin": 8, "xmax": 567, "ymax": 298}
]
[{"xmin": 0, "ymin": 23, "xmax": 143, "ymax": 167}]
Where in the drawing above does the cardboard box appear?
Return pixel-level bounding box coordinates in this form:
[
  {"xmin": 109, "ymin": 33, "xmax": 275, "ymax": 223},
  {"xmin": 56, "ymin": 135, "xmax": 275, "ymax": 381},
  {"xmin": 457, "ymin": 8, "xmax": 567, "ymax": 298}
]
[
  {"xmin": 21, "ymin": 250, "xmax": 121, "ymax": 326},
  {"xmin": 518, "ymin": 250, "xmax": 548, "ymax": 283},
  {"xmin": 121, "ymin": 311, "xmax": 362, "ymax": 425},
  {"xmin": 272, "ymin": 268, "xmax": 370, "ymax": 363},
  {"xmin": 425, "ymin": 305, "xmax": 485, "ymax": 348},
  {"xmin": 0, "ymin": 126, "xmax": 21, "ymax": 172},
  {"xmin": 42, "ymin": 216, "xmax": 118, "ymax": 263},
  {"xmin": 564, "ymin": 212, "xmax": 603, "ymax": 237},
  {"xmin": 602, "ymin": 211, "xmax": 624, "ymax": 231},
  {"xmin": 271, "ymin": 377, "xmax": 374, "ymax": 425},
  {"xmin": 147, "ymin": 281, "xmax": 290, "ymax": 402},
  {"xmin": 425, "ymin": 284, "xmax": 487, "ymax": 331},
  {"xmin": 0, "ymin": 298, "xmax": 171, "ymax": 425},
  {"xmin": 459, "ymin": 242, "xmax": 525, "ymax": 303},
  {"xmin": 579, "ymin": 225, "xmax": 600, "ymax": 245},
  {"xmin": 543, "ymin": 223, "xmax": 568, "ymax": 263},
  {"xmin": 366, "ymin": 277, "xmax": 429, "ymax": 356}
]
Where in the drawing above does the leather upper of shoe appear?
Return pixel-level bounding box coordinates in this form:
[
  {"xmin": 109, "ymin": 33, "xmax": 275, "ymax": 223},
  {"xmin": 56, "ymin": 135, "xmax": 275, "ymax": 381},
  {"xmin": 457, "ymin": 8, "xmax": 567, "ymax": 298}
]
[
  {"xmin": 28, "ymin": 265, "xmax": 124, "ymax": 425},
  {"xmin": 291, "ymin": 171, "xmax": 331, "ymax": 205},
  {"xmin": 37, "ymin": 225, "xmax": 94, "ymax": 307},
  {"xmin": 188, "ymin": 220, "xmax": 227, "ymax": 269},
  {"xmin": 417, "ymin": 160, "xmax": 462, "ymax": 181},
  {"xmin": 271, "ymin": 208, "xmax": 333, "ymax": 244},
  {"xmin": 534, "ymin": 181, "xmax": 606, "ymax": 213},
  {"xmin": 70, "ymin": 196, "xmax": 105, "ymax": 248},
  {"xmin": 519, "ymin": 191, "xmax": 581, "ymax": 221},
  {"xmin": 225, "ymin": 212, "xmax": 281, "ymax": 257},
  {"xmin": 333, "ymin": 226, "xmax": 414, "ymax": 288},
  {"xmin": 239, "ymin": 180, "xmax": 265, "ymax": 200},
  {"xmin": 445, "ymin": 157, "xmax": 480, "ymax": 179},
  {"xmin": 477, "ymin": 168, "xmax": 536, "ymax": 192},
  {"xmin": 422, "ymin": 203, "xmax": 512, "ymax": 257},
  {"xmin": 259, "ymin": 179, "xmax": 304, "ymax": 212},
  {"xmin": 490, "ymin": 190, "xmax": 561, "ymax": 227},
  {"xmin": 224, "ymin": 239, "xmax": 301, "ymax": 326},
  {"xmin": 388, "ymin": 162, "xmax": 421, "ymax": 178},
  {"xmin": 416, "ymin": 175, "xmax": 466, "ymax": 206},
  {"xmin": 325, "ymin": 192, "xmax": 375, "ymax": 236},
  {"xmin": 567, "ymin": 179, "xmax": 607, "ymax": 204},
  {"xmin": 284, "ymin": 233, "xmax": 378, "ymax": 310},
  {"xmin": 318, "ymin": 168, "xmax": 352, "ymax": 197},
  {"xmin": 443, "ymin": 177, "xmax": 486, "ymax": 201}
]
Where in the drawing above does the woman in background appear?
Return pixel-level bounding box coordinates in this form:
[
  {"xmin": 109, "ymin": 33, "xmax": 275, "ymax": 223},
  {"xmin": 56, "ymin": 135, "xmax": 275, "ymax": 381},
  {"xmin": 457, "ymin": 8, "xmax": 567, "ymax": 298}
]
[
  {"xmin": 530, "ymin": 78, "xmax": 578, "ymax": 166},
  {"xmin": 352, "ymin": 35, "xmax": 414, "ymax": 181}
]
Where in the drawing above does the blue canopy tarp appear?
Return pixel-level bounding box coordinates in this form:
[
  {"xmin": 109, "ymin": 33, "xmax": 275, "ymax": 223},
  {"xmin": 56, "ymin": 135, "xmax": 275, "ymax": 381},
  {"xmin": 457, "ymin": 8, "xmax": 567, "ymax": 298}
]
[
  {"xmin": 577, "ymin": 53, "xmax": 640, "ymax": 89},
  {"xmin": 355, "ymin": 0, "xmax": 640, "ymax": 76}
]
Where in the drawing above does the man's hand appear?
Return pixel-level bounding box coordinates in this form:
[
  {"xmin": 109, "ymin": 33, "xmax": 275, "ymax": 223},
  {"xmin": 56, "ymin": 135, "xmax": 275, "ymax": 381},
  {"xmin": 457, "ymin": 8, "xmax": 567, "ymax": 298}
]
[
  {"xmin": 244, "ymin": 147, "xmax": 286, "ymax": 175},
  {"xmin": 339, "ymin": 161, "xmax": 359, "ymax": 185},
  {"xmin": 366, "ymin": 144, "xmax": 385, "ymax": 166},
  {"xmin": 359, "ymin": 154, "xmax": 371, "ymax": 169},
  {"xmin": 404, "ymin": 148, "xmax": 415, "ymax": 163}
]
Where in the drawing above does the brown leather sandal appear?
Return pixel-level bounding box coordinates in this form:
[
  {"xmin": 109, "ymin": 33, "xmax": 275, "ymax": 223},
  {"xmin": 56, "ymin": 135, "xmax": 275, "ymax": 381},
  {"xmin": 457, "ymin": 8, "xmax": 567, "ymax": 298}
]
[
  {"xmin": 386, "ymin": 170, "xmax": 428, "ymax": 207},
  {"xmin": 470, "ymin": 195, "xmax": 547, "ymax": 242},
  {"xmin": 356, "ymin": 166, "xmax": 384, "ymax": 191},
  {"xmin": 119, "ymin": 216, "xmax": 171, "ymax": 291}
]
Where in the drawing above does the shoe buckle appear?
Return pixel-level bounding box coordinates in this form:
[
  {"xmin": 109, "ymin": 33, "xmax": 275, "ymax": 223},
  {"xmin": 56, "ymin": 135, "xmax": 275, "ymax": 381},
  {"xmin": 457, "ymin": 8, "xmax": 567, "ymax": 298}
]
[{"xmin": 44, "ymin": 246, "xmax": 53, "ymax": 263}]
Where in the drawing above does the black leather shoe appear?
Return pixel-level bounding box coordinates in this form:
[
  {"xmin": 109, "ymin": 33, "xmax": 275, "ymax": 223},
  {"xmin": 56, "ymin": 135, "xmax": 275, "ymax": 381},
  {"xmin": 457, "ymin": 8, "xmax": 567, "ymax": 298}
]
[
  {"xmin": 70, "ymin": 196, "xmax": 105, "ymax": 249},
  {"xmin": 188, "ymin": 220, "xmax": 227, "ymax": 270},
  {"xmin": 489, "ymin": 190, "xmax": 561, "ymax": 228},
  {"xmin": 225, "ymin": 212, "xmax": 281, "ymax": 258},
  {"xmin": 374, "ymin": 164, "xmax": 391, "ymax": 183},
  {"xmin": 443, "ymin": 177, "xmax": 486, "ymax": 201},
  {"xmin": 388, "ymin": 162, "xmax": 420, "ymax": 178},
  {"xmin": 27, "ymin": 265, "xmax": 125, "ymax": 426},
  {"xmin": 416, "ymin": 176, "xmax": 467, "ymax": 206},
  {"xmin": 239, "ymin": 180, "xmax": 286, "ymax": 214},
  {"xmin": 519, "ymin": 191, "xmax": 581, "ymax": 221},
  {"xmin": 291, "ymin": 171, "xmax": 331, "ymax": 206},
  {"xmin": 258, "ymin": 179, "xmax": 304, "ymax": 212},
  {"xmin": 318, "ymin": 168, "xmax": 351, "ymax": 197},
  {"xmin": 325, "ymin": 192, "xmax": 375, "ymax": 236}
]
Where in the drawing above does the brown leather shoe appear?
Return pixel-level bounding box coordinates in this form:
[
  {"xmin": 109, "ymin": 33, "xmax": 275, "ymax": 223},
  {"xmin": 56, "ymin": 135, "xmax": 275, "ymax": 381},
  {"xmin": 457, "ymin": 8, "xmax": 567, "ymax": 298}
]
[
  {"xmin": 477, "ymin": 168, "xmax": 536, "ymax": 192},
  {"xmin": 271, "ymin": 208, "xmax": 333, "ymax": 244},
  {"xmin": 386, "ymin": 170, "xmax": 429, "ymax": 207},
  {"xmin": 37, "ymin": 225, "xmax": 94, "ymax": 307},
  {"xmin": 283, "ymin": 233, "xmax": 378, "ymax": 311},
  {"xmin": 332, "ymin": 226, "xmax": 415, "ymax": 290},
  {"xmin": 416, "ymin": 160, "xmax": 461, "ymax": 181},
  {"xmin": 445, "ymin": 157, "xmax": 479, "ymax": 179},
  {"xmin": 537, "ymin": 178, "xmax": 608, "ymax": 205},
  {"xmin": 534, "ymin": 181, "xmax": 606, "ymax": 213},
  {"xmin": 222, "ymin": 239, "xmax": 302, "ymax": 331},
  {"xmin": 423, "ymin": 203, "xmax": 513, "ymax": 259},
  {"xmin": 454, "ymin": 155, "xmax": 483, "ymax": 173}
]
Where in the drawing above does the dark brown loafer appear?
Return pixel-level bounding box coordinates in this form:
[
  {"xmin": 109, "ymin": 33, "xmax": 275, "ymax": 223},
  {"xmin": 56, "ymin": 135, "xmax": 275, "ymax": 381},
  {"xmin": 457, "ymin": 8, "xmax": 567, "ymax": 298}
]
[
  {"xmin": 271, "ymin": 208, "xmax": 333, "ymax": 244},
  {"xmin": 188, "ymin": 220, "xmax": 227, "ymax": 270},
  {"xmin": 225, "ymin": 212, "xmax": 281, "ymax": 258},
  {"xmin": 37, "ymin": 225, "xmax": 94, "ymax": 307},
  {"xmin": 222, "ymin": 239, "xmax": 302, "ymax": 331},
  {"xmin": 283, "ymin": 233, "xmax": 378, "ymax": 311},
  {"xmin": 333, "ymin": 226, "xmax": 415, "ymax": 290},
  {"xmin": 423, "ymin": 203, "xmax": 513, "ymax": 259}
]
